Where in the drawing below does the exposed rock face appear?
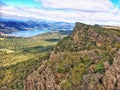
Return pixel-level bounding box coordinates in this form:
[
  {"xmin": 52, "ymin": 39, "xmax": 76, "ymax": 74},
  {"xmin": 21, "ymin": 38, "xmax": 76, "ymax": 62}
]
[
  {"xmin": 24, "ymin": 22, "xmax": 120, "ymax": 90},
  {"xmin": 102, "ymin": 51, "xmax": 120, "ymax": 90},
  {"xmin": 102, "ymin": 71, "xmax": 117, "ymax": 90},
  {"xmin": 82, "ymin": 74, "xmax": 104, "ymax": 90},
  {"xmin": 24, "ymin": 61, "xmax": 61, "ymax": 90},
  {"xmin": 82, "ymin": 51, "xmax": 120, "ymax": 90}
]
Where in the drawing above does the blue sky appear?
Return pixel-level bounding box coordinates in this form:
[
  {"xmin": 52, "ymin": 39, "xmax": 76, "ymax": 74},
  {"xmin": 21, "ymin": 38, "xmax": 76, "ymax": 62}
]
[
  {"xmin": 111, "ymin": 0, "xmax": 120, "ymax": 6},
  {"xmin": 0, "ymin": 0, "xmax": 120, "ymax": 25},
  {"xmin": 1, "ymin": 0, "xmax": 119, "ymax": 8},
  {"xmin": 1, "ymin": 0, "xmax": 41, "ymax": 7}
]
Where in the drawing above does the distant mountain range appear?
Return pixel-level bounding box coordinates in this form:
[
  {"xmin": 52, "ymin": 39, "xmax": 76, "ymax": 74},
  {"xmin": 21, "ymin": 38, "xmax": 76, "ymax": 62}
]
[{"xmin": 0, "ymin": 19, "xmax": 74, "ymax": 33}]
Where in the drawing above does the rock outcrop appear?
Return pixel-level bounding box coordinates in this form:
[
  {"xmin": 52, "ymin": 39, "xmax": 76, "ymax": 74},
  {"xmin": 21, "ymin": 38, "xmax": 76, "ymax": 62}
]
[
  {"xmin": 24, "ymin": 61, "xmax": 61, "ymax": 90},
  {"xmin": 102, "ymin": 51, "xmax": 120, "ymax": 90},
  {"xmin": 82, "ymin": 51, "xmax": 120, "ymax": 90}
]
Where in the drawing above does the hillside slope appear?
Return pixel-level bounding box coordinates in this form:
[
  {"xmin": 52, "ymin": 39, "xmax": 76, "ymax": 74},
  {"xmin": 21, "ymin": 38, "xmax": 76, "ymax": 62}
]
[
  {"xmin": 24, "ymin": 22, "xmax": 120, "ymax": 90},
  {"xmin": 0, "ymin": 31, "xmax": 68, "ymax": 90}
]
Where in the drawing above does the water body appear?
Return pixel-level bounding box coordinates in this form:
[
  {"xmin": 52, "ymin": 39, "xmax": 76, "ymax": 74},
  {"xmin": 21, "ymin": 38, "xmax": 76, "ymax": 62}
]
[{"xmin": 10, "ymin": 30, "xmax": 50, "ymax": 37}]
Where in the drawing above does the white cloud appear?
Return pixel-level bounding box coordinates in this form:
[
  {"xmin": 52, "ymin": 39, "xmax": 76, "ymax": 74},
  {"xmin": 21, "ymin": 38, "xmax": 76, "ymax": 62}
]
[
  {"xmin": 0, "ymin": 0, "xmax": 120, "ymax": 26},
  {"xmin": 41, "ymin": 0, "xmax": 113, "ymax": 12}
]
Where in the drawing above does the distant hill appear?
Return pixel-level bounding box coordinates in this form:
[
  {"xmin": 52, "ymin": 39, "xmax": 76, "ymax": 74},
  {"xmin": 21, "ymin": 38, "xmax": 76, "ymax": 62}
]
[
  {"xmin": 94, "ymin": 24, "xmax": 120, "ymax": 29},
  {"xmin": 0, "ymin": 20, "xmax": 74, "ymax": 33},
  {"xmin": 24, "ymin": 22, "xmax": 120, "ymax": 90},
  {"xmin": 102, "ymin": 25, "xmax": 120, "ymax": 29}
]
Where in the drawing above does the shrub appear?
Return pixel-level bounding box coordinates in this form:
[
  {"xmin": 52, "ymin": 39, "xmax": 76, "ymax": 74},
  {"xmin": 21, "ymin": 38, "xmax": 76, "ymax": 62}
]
[
  {"xmin": 57, "ymin": 62, "xmax": 69, "ymax": 73},
  {"xmin": 95, "ymin": 61, "xmax": 105, "ymax": 74}
]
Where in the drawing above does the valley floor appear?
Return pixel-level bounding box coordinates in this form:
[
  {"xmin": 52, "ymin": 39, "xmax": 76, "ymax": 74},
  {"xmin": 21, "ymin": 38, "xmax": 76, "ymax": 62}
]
[{"xmin": 0, "ymin": 31, "xmax": 68, "ymax": 90}]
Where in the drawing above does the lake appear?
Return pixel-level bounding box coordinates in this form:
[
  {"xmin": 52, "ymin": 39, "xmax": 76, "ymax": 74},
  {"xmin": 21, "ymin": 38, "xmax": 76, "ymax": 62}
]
[{"xmin": 10, "ymin": 30, "xmax": 50, "ymax": 37}]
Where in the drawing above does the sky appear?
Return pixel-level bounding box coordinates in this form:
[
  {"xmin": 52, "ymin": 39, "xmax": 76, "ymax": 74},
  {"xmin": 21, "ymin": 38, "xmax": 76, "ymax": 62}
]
[{"xmin": 0, "ymin": 0, "xmax": 120, "ymax": 26}]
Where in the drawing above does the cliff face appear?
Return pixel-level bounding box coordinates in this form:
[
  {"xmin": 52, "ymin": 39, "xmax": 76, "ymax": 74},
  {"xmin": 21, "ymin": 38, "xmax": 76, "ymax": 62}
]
[
  {"xmin": 24, "ymin": 22, "xmax": 120, "ymax": 90},
  {"xmin": 82, "ymin": 51, "xmax": 120, "ymax": 90},
  {"xmin": 24, "ymin": 61, "xmax": 61, "ymax": 90}
]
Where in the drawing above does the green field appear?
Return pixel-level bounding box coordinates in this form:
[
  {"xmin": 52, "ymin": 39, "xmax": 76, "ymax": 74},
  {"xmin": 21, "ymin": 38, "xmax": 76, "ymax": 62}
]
[{"xmin": 0, "ymin": 31, "xmax": 67, "ymax": 90}]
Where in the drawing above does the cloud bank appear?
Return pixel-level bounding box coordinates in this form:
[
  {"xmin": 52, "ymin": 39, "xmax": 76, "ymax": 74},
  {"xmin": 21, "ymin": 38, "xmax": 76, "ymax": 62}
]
[{"xmin": 0, "ymin": 0, "xmax": 120, "ymax": 26}]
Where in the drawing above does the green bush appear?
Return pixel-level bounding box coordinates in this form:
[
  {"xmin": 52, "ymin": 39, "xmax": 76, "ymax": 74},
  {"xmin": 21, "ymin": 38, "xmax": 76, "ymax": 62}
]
[
  {"xmin": 57, "ymin": 62, "xmax": 69, "ymax": 73},
  {"xmin": 95, "ymin": 61, "xmax": 105, "ymax": 74}
]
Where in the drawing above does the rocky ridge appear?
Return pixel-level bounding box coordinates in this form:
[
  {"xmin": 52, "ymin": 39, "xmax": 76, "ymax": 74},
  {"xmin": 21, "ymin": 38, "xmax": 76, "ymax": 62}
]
[{"xmin": 24, "ymin": 22, "xmax": 120, "ymax": 90}]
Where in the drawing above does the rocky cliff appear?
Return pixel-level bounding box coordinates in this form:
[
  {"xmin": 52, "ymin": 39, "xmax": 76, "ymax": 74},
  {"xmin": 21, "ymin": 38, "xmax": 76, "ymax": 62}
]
[
  {"xmin": 24, "ymin": 22, "xmax": 120, "ymax": 90},
  {"xmin": 82, "ymin": 50, "xmax": 120, "ymax": 90}
]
